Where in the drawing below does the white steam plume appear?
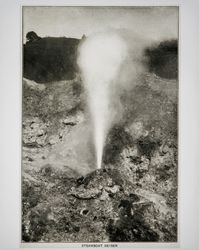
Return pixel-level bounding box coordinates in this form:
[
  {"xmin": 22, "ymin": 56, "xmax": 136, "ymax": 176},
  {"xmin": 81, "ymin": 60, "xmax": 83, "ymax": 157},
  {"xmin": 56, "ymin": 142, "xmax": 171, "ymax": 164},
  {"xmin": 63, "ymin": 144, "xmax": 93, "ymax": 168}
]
[{"xmin": 78, "ymin": 32, "xmax": 127, "ymax": 169}]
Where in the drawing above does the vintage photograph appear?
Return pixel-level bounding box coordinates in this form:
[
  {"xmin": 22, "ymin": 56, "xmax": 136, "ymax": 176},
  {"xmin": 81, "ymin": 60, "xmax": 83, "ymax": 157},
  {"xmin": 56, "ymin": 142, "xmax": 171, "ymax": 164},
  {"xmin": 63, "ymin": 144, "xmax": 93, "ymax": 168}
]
[{"xmin": 22, "ymin": 6, "xmax": 178, "ymax": 243}]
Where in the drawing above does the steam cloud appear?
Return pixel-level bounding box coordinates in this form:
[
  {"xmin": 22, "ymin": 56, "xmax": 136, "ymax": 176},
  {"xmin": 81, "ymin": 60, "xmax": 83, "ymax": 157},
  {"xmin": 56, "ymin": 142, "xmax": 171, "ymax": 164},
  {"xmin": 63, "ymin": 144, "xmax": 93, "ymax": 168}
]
[{"xmin": 78, "ymin": 31, "xmax": 147, "ymax": 169}]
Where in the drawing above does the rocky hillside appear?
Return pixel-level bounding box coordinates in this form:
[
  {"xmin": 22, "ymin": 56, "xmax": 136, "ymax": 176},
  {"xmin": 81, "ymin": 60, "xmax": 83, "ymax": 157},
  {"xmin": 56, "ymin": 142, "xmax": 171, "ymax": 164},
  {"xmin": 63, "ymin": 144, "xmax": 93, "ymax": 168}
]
[{"xmin": 22, "ymin": 71, "xmax": 178, "ymax": 242}]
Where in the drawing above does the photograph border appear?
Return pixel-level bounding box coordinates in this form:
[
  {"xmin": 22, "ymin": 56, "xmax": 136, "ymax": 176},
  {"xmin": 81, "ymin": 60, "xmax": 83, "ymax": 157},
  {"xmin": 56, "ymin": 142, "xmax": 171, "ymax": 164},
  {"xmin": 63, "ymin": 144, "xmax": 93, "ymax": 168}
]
[{"xmin": 0, "ymin": 0, "xmax": 199, "ymax": 250}]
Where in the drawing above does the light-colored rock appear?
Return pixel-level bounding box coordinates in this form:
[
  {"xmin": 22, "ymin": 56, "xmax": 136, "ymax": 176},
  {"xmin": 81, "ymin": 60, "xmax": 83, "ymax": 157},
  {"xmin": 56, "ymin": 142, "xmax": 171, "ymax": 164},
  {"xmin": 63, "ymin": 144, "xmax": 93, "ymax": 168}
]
[
  {"xmin": 23, "ymin": 78, "xmax": 46, "ymax": 91},
  {"xmin": 139, "ymin": 156, "xmax": 150, "ymax": 171},
  {"xmin": 105, "ymin": 185, "xmax": 120, "ymax": 194},
  {"xmin": 126, "ymin": 121, "xmax": 149, "ymax": 140},
  {"xmin": 99, "ymin": 190, "xmax": 109, "ymax": 201},
  {"xmin": 48, "ymin": 135, "xmax": 59, "ymax": 145}
]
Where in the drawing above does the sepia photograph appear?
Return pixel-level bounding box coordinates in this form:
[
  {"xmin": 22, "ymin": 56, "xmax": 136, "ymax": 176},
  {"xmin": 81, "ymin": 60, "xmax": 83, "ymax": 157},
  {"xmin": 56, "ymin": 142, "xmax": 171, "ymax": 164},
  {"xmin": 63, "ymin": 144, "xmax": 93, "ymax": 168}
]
[{"xmin": 22, "ymin": 6, "xmax": 178, "ymax": 243}]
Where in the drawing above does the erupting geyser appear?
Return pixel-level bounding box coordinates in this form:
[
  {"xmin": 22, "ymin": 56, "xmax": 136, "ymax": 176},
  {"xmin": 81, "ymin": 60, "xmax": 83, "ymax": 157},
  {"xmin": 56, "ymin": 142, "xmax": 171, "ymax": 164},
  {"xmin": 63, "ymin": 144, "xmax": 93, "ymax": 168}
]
[{"xmin": 78, "ymin": 32, "xmax": 127, "ymax": 169}]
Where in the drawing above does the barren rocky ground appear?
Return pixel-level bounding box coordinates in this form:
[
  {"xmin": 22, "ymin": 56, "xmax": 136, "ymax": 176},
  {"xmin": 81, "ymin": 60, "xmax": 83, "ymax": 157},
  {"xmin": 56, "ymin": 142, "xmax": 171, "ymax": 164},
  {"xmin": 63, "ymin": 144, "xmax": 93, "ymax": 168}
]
[{"xmin": 22, "ymin": 72, "xmax": 178, "ymax": 242}]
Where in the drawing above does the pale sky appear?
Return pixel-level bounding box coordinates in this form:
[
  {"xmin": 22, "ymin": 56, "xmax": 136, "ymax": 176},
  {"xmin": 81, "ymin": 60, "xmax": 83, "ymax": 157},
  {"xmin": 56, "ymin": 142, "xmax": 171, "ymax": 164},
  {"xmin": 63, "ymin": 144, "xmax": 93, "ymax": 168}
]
[{"xmin": 23, "ymin": 6, "xmax": 178, "ymax": 42}]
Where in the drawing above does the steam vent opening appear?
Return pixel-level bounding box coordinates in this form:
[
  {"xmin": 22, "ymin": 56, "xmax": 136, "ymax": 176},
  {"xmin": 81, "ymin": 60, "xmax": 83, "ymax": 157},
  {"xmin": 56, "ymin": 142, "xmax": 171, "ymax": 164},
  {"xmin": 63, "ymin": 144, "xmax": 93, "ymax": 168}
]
[{"xmin": 22, "ymin": 6, "xmax": 178, "ymax": 244}]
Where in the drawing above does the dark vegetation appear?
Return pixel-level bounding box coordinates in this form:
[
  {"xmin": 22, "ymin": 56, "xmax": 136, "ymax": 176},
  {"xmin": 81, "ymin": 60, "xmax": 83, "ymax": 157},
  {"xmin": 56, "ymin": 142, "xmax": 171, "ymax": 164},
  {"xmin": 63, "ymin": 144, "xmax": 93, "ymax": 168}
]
[
  {"xmin": 23, "ymin": 32, "xmax": 80, "ymax": 83},
  {"xmin": 23, "ymin": 32, "xmax": 178, "ymax": 83},
  {"xmin": 145, "ymin": 40, "xmax": 178, "ymax": 79}
]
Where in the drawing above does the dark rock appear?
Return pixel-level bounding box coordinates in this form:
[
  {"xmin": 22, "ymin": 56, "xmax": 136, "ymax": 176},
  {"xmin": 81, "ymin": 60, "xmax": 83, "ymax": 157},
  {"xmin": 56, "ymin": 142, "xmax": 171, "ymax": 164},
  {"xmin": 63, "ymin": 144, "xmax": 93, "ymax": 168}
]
[
  {"xmin": 137, "ymin": 136, "xmax": 160, "ymax": 159},
  {"xmin": 103, "ymin": 125, "xmax": 133, "ymax": 164}
]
